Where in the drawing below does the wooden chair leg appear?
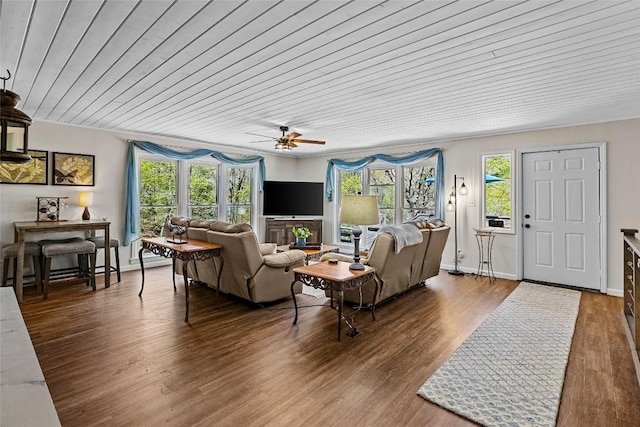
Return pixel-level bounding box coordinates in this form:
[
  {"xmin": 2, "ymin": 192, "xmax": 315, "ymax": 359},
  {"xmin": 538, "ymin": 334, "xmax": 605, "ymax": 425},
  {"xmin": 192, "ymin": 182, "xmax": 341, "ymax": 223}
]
[
  {"xmin": 43, "ymin": 257, "xmax": 52, "ymax": 300},
  {"xmin": 114, "ymin": 246, "xmax": 121, "ymax": 283},
  {"xmin": 89, "ymin": 252, "xmax": 96, "ymax": 291},
  {"xmin": 12, "ymin": 258, "xmax": 18, "ymax": 287},
  {"xmin": 2, "ymin": 257, "xmax": 9, "ymax": 287},
  {"xmin": 33, "ymin": 255, "xmax": 42, "ymax": 294}
]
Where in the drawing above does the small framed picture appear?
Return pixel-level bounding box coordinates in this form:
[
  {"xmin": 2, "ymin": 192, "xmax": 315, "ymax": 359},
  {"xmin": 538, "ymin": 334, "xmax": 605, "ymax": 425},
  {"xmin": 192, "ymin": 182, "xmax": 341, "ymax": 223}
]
[
  {"xmin": 52, "ymin": 152, "xmax": 95, "ymax": 186},
  {"xmin": 0, "ymin": 149, "xmax": 48, "ymax": 185}
]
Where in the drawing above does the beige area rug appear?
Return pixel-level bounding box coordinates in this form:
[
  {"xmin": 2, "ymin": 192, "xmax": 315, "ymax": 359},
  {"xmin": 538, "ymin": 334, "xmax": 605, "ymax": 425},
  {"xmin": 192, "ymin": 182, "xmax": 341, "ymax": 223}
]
[{"xmin": 417, "ymin": 281, "xmax": 581, "ymax": 427}]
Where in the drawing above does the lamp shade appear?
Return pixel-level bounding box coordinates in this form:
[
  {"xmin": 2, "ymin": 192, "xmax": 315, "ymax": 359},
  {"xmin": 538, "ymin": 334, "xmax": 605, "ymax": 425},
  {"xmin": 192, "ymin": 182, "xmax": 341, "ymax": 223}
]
[
  {"xmin": 79, "ymin": 192, "xmax": 93, "ymax": 207},
  {"xmin": 340, "ymin": 195, "xmax": 379, "ymax": 225}
]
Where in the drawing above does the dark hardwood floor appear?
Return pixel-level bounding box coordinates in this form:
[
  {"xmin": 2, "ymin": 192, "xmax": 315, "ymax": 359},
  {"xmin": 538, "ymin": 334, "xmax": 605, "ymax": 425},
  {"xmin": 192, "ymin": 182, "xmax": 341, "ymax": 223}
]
[{"xmin": 17, "ymin": 267, "xmax": 640, "ymax": 426}]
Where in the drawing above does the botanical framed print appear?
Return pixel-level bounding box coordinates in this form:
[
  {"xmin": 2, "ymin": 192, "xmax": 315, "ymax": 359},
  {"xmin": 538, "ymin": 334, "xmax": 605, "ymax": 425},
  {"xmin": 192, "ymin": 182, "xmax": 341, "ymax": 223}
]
[
  {"xmin": 52, "ymin": 152, "xmax": 95, "ymax": 186},
  {"xmin": 0, "ymin": 149, "xmax": 48, "ymax": 184}
]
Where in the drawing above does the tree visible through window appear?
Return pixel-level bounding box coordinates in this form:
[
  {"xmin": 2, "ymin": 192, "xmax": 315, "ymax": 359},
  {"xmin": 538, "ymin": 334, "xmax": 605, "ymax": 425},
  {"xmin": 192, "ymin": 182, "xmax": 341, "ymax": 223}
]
[
  {"xmin": 189, "ymin": 163, "xmax": 217, "ymax": 219},
  {"xmin": 483, "ymin": 153, "xmax": 512, "ymax": 230},
  {"xmin": 227, "ymin": 167, "xmax": 252, "ymax": 224},
  {"xmin": 139, "ymin": 159, "xmax": 177, "ymax": 238}
]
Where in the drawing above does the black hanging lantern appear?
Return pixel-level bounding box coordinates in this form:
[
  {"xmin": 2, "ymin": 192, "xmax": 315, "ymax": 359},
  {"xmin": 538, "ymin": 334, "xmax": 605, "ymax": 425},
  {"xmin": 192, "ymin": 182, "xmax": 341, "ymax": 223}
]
[{"xmin": 1, "ymin": 70, "xmax": 32, "ymax": 163}]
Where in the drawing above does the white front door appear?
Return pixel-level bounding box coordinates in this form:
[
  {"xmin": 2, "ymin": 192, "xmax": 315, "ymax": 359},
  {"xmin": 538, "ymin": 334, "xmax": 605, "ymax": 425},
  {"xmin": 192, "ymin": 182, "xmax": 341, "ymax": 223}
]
[{"xmin": 522, "ymin": 148, "xmax": 601, "ymax": 290}]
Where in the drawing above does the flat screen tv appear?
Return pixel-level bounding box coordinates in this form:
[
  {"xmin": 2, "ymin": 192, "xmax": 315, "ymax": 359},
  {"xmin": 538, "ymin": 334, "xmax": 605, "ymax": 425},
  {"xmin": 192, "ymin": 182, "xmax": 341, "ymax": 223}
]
[{"xmin": 263, "ymin": 181, "xmax": 324, "ymax": 217}]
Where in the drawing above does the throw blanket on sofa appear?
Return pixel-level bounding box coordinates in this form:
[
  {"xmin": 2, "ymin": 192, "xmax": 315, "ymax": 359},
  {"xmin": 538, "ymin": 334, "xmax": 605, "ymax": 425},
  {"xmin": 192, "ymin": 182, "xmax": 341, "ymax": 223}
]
[{"xmin": 378, "ymin": 224, "xmax": 423, "ymax": 254}]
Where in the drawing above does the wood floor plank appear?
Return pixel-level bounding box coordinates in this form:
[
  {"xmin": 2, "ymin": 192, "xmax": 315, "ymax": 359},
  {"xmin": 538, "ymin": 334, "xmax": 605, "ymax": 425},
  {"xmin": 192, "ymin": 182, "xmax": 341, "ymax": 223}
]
[{"xmin": 14, "ymin": 267, "xmax": 640, "ymax": 426}]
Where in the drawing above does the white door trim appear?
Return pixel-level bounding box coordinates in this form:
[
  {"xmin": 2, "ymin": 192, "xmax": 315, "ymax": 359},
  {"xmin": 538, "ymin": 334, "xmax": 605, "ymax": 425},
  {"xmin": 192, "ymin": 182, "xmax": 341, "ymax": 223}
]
[{"xmin": 516, "ymin": 142, "xmax": 607, "ymax": 293}]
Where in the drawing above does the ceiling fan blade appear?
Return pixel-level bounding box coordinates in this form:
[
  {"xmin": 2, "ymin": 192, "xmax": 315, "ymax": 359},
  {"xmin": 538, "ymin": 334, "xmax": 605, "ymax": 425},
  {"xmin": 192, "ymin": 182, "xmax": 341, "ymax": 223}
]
[
  {"xmin": 245, "ymin": 132, "xmax": 277, "ymax": 140},
  {"xmin": 285, "ymin": 132, "xmax": 301, "ymax": 140},
  {"xmin": 288, "ymin": 141, "xmax": 298, "ymax": 148},
  {"xmin": 291, "ymin": 139, "xmax": 326, "ymax": 145}
]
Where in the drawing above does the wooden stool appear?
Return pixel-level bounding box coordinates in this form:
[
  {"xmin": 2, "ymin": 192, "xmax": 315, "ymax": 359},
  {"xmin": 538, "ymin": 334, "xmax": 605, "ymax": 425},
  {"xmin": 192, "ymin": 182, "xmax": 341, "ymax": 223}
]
[
  {"xmin": 40, "ymin": 238, "xmax": 96, "ymax": 300},
  {"xmin": 87, "ymin": 237, "xmax": 121, "ymax": 283},
  {"xmin": 2, "ymin": 242, "xmax": 42, "ymax": 293}
]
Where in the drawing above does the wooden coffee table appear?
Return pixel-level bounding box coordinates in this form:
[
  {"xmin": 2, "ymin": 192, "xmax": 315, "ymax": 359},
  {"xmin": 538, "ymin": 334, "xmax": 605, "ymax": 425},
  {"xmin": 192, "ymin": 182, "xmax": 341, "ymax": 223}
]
[
  {"xmin": 277, "ymin": 244, "xmax": 339, "ymax": 264},
  {"xmin": 290, "ymin": 260, "xmax": 376, "ymax": 341},
  {"xmin": 138, "ymin": 237, "xmax": 222, "ymax": 323}
]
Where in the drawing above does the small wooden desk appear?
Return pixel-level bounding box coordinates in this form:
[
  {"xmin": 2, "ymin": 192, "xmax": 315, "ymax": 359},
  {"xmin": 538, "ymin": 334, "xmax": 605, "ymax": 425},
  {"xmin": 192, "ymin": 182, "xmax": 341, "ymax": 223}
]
[
  {"xmin": 13, "ymin": 220, "xmax": 111, "ymax": 303},
  {"xmin": 291, "ymin": 261, "xmax": 376, "ymax": 341},
  {"xmin": 138, "ymin": 237, "xmax": 223, "ymax": 323}
]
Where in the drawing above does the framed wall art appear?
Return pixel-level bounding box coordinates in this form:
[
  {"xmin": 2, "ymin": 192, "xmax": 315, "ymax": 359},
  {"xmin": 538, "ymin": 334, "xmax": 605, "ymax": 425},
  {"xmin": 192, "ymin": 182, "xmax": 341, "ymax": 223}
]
[
  {"xmin": 0, "ymin": 149, "xmax": 48, "ymax": 184},
  {"xmin": 52, "ymin": 152, "xmax": 95, "ymax": 186}
]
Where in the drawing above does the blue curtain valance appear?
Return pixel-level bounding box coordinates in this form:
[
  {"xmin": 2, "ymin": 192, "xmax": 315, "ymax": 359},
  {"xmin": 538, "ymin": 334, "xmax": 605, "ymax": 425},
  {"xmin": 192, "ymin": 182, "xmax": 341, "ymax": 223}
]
[
  {"xmin": 325, "ymin": 147, "xmax": 444, "ymax": 219},
  {"xmin": 123, "ymin": 140, "xmax": 265, "ymax": 245}
]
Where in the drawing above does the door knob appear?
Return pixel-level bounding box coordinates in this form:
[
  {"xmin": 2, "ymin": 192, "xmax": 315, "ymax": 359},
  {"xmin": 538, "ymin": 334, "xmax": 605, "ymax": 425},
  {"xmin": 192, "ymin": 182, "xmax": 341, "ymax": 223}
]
[{"xmin": 525, "ymin": 224, "xmax": 531, "ymax": 228}]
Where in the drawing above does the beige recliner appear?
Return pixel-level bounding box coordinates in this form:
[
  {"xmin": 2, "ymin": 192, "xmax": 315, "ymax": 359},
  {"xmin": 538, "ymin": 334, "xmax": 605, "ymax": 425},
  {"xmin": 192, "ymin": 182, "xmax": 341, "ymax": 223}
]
[
  {"xmin": 321, "ymin": 219, "xmax": 450, "ymax": 305},
  {"xmin": 171, "ymin": 218, "xmax": 306, "ymax": 303}
]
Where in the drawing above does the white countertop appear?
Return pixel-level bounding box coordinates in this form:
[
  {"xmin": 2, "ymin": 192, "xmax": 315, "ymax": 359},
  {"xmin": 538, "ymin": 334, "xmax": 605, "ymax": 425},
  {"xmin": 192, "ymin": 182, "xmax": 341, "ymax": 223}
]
[{"xmin": 1, "ymin": 288, "xmax": 61, "ymax": 426}]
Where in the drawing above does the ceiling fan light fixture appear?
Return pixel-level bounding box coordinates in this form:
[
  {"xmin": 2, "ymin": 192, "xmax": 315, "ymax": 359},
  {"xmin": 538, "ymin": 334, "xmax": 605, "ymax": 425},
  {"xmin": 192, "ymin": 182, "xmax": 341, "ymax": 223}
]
[{"xmin": 274, "ymin": 141, "xmax": 291, "ymax": 151}]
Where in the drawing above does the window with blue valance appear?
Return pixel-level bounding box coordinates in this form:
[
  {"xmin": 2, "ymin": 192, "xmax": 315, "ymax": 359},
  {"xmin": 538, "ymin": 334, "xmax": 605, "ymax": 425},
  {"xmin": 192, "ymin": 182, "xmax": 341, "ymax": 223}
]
[
  {"xmin": 124, "ymin": 140, "xmax": 265, "ymax": 245},
  {"xmin": 325, "ymin": 148, "xmax": 444, "ymax": 219}
]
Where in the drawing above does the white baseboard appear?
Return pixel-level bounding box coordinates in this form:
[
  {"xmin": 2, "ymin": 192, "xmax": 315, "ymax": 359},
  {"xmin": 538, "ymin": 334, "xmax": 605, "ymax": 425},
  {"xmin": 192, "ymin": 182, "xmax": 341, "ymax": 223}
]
[{"xmin": 439, "ymin": 263, "xmax": 518, "ymax": 281}]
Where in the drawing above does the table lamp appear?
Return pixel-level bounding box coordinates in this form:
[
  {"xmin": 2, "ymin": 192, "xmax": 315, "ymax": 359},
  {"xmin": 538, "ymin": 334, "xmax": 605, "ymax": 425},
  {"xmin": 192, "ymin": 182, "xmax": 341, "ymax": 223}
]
[
  {"xmin": 340, "ymin": 195, "xmax": 379, "ymax": 270},
  {"xmin": 79, "ymin": 191, "xmax": 93, "ymax": 220}
]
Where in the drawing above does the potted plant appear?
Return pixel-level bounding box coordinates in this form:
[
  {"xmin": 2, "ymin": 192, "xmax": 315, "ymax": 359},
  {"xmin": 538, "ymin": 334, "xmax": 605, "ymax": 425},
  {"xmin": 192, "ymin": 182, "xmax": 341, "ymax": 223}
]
[{"xmin": 292, "ymin": 226, "xmax": 312, "ymax": 246}]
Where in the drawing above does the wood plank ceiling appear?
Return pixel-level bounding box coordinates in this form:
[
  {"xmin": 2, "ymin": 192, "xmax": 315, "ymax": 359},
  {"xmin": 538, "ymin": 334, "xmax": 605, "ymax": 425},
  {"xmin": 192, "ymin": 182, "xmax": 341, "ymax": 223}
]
[{"xmin": 1, "ymin": 0, "xmax": 639, "ymax": 156}]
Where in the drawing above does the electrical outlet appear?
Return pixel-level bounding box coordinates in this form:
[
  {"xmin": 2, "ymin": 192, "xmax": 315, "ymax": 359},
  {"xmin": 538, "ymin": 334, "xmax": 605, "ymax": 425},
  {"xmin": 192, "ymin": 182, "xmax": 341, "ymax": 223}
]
[{"xmin": 467, "ymin": 199, "xmax": 476, "ymax": 207}]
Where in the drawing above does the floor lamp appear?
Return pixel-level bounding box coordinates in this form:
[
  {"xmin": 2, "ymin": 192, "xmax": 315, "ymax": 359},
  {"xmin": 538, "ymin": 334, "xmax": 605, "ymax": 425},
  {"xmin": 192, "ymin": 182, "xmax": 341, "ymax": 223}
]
[
  {"xmin": 447, "ymin": 175, "xmax": 468, "ymax": 275},
  {"xmin": 340, "ymin": 195, "xmax": 379, "ymax": 270}
]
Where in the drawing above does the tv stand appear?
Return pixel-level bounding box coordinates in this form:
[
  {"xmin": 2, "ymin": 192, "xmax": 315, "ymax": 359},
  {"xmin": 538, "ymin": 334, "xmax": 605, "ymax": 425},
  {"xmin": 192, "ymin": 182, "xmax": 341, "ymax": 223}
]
[{"xmin": 265, "ymin": 219, "xmax": 322, "ymax": 246}]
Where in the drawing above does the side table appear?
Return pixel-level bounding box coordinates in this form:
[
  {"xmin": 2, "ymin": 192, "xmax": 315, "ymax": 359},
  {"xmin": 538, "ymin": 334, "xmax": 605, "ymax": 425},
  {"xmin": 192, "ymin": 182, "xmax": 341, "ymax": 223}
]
[
  {"xmin": 291, "ymin": 260, "xmax": 376, "ymax": 341},
  {"xmin": 138, "ymin": 237, "xmax": 223, "ymax": 322},
  {"xmin": 474, "ymin": 228, "xmax": 496, "ymax": 281}
]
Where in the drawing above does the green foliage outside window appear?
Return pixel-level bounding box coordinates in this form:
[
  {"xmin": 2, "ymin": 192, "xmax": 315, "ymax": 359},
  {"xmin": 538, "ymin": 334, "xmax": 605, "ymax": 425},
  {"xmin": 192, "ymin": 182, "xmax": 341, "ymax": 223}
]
[
  {"xmin": 189, "ymin": 164, "xmax": 217, "ymax": 220},
  {"xmin": 227, "ymin": 168, "xmax": 251, "ymax": 224},
  {"xmin": 484, "ymin": 154, "xmax": 512, "ymax": 225},
  {"xmin": 140, "ymin": 159, "xmax": 177, "ymax": 238}
]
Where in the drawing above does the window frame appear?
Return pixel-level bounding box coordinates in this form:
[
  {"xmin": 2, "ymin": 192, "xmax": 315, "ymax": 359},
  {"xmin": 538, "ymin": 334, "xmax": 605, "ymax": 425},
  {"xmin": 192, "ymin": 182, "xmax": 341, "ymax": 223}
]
[
  {"xmin": 480, "ymin": 151, "xmax": 515, "ymax": 235},
  {"xmin": 132, "ymin": 152, "xmax": 257, "ymax": 261},
  {"xmin": 334, "ymin": 158, "xmax": 437, "ymax": 249}
]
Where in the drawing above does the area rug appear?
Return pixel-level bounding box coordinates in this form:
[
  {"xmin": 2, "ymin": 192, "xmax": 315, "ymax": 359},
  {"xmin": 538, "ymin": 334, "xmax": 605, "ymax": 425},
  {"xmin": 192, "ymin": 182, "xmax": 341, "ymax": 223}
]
[{"xmin": 417, "ymin": 281, "xmax": 581, "ymax": 427}]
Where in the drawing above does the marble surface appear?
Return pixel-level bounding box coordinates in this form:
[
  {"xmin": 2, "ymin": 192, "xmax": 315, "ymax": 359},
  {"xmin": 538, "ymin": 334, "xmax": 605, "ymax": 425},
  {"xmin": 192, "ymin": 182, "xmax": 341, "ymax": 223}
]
[{"xmin": 1, "ymin": 288, "xmax": 61, "ymax": 426}]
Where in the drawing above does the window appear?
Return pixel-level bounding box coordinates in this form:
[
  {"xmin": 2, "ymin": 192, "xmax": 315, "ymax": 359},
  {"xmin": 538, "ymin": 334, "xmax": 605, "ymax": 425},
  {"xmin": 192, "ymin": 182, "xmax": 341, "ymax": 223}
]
[
  {"xmin": 482, "ymin": 153, "xmax": 513, "ymax": 232},
  {"xmin": 226, "ymin": 167, "xmax": 252, "ymax": 224},
  {"xmin": 403, "ymin": 165, "xmax": 436, "ymax": 221},
  {"xmin": 139, "ymin": 158, "xmax": 177, "ymax": 238},
  {"xmin": 138, "ymin": 155, "xmax": 256, "ymax": 236},
  {"xmin": 188, "ymin": 162, "xmax": 218, "ymax": 219},
  {"xmin": 335, "ymin": 160, "xmax": 437, "ymax": 245}
]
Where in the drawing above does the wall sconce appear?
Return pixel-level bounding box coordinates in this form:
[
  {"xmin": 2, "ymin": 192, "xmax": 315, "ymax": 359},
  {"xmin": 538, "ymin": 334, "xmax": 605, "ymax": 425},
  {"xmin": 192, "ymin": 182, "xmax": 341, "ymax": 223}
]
[
  {"xmin": 79, "ymin": 192, "xmax": 94, "ymax": 220},
  {"xmin": 448, "ymin": 174, "xmax": 468, "ymax": 275},
  {"xmin": 0, "ymin": 70, "xmax": 32, "ymax": 163}
]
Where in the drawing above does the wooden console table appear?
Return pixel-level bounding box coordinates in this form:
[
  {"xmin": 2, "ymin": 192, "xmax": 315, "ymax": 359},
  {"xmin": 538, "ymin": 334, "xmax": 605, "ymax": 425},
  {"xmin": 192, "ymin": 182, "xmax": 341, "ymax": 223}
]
[
  {"xmin": 13, "ymin": 220, "xmax": 111, "ymax": 303},
  {"xmin": 266, "ymin": 219, "xmax": 322, "ymax": 245},
  {"xmin": 291, "ymin": 260, "xmax": 376, "ymax": 341},
  {"xmin": 138, "ymin": 237, "xmax": 222, "ymax": 323}
]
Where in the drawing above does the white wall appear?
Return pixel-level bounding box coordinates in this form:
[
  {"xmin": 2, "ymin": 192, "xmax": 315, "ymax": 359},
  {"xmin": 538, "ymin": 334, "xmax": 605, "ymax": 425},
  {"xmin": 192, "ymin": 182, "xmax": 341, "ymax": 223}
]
[
  {"xmin": 0, "ymin": 120, "xmax": 296, "ymax": 274},
  {"xmin": 298, "ymin": 118, "xmax": 640, "ymax": 296}
]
